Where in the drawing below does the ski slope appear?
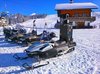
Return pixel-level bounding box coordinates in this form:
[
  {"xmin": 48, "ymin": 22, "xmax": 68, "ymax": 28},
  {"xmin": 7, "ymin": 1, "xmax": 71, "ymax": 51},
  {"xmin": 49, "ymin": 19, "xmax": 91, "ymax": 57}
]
[
  {"xmin": 0, "ymin": 27, "xmax": 100, "ymax": 74},
  {"xmin": 20, "ymin": 14, "xmax": 59, "ymax": 28},
  {"xmin": 19, "ymin": 13, "xmax": 100, "ymax": 29}
]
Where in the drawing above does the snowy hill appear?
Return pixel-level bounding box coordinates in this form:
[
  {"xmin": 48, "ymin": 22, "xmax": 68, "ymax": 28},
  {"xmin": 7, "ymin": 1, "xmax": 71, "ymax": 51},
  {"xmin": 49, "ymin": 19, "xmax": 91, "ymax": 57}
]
[
  {"xmin": 19, "ymin": 12, "xmax": 100, "ymax": 29},
  {"xmin": 91, "ymin": 12, "xmax": 100, "ymax": 28},
  {"xmin": 20, "ymin": 14, "xmax": 59, "ymax": 28},
  {"xmin": 9, "ymin": 13, "xmax": 47, "ymax": 24}
]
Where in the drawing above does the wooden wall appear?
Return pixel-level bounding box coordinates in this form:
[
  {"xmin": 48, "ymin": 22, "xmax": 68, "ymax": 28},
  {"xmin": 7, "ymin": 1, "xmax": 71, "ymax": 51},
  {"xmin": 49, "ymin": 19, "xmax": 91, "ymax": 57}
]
[
  {"xmin": 57, "ymin": 9, "xmax": 92, "ymax": 28},
  {"xmin": 59, "ymin": 9, "xmax": 91, "ymax": 17}
]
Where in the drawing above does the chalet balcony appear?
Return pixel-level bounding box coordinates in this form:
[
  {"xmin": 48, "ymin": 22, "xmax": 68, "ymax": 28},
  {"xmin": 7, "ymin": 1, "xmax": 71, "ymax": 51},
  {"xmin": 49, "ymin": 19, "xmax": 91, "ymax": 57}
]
[{"xmin": 65, "ymin": 17, "xmax": 96, "ymax": 22}]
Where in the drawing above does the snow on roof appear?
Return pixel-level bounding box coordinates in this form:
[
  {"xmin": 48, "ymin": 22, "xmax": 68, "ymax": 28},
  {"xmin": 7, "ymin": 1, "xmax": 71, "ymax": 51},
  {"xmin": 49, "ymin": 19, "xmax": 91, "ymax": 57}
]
[{"xmin": 55, "ymin": 2, "xmax": 98, "ymax": 10}]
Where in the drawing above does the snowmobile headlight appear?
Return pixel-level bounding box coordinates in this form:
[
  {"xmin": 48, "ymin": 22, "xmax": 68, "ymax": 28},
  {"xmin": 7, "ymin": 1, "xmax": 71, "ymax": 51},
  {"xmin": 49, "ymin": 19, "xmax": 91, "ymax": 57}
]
[
  {"xmin": 24, "ymin": 50, "xmax": 30, "ymax": 53},
  {"xmin": 51, "ymin": 44, "xmax": 55, "ymax": 47},
  {"xmin": 24, "ymin": 49, "xmax": 27, "ymax": 52},
  {"xmin": 27, "ymin": 51, "xmax": 39, "ymax": 57}
]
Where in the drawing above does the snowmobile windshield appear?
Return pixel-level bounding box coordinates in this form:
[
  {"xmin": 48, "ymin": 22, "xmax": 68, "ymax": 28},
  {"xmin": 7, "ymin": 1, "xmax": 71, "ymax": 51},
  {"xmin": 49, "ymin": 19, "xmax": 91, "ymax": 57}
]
[
  {"xmin": 26, "ymin": 42, "xmax": 49, "ymax": 52},
  {"xmin": 28, "ymin": 41, "xmax": 41, "ymax": 49},
  {"xmin": 39, "ymin": 43, "xmax": 49, "ymax": 50}
]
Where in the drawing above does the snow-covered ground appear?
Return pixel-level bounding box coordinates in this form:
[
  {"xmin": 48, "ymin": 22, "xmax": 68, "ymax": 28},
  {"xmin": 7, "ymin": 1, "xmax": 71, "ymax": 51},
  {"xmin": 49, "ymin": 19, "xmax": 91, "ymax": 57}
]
[{"xmin": 0, "ymin": 27, "xmax": 100, "ymax": 74}]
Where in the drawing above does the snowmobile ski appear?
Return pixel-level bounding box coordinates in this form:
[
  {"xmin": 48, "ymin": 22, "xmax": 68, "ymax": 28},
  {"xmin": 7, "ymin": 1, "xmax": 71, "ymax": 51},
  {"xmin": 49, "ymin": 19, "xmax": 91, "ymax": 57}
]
[
  {"xmin": 22, "ymin": 61, "xmax": 49, "ymax": 70},
  {"xmin": 13, "ymin": 54, "xmax": 29, "ymax": 61}
]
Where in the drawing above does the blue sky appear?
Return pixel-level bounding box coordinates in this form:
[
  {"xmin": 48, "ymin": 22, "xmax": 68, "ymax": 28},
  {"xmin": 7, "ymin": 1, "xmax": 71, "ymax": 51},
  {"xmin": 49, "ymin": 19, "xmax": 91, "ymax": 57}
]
[{"xmin": 0, "ymin": 0, "xmax": 100, "ymax": 15}]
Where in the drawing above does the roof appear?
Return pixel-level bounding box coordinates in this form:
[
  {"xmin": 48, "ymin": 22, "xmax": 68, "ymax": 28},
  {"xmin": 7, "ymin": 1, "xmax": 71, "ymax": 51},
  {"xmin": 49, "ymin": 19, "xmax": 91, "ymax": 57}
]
[{"xmin": 55, "ymin": 2, "xmax": 98, "ymax": 10}]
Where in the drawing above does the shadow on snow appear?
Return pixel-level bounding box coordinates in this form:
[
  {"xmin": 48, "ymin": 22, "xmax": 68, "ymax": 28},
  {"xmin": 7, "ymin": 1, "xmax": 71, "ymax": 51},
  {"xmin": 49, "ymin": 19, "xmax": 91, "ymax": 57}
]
[
  {"xmin": 0, "ymin": 37, "xmax": 20, "ymax": 47},
  {"xmin": 7, "ymin": 69, "xmax": 27, "ymax": 74},
  {"xmin": 0, "ymin": 52, "xmax": 38, "ymax": 67}
]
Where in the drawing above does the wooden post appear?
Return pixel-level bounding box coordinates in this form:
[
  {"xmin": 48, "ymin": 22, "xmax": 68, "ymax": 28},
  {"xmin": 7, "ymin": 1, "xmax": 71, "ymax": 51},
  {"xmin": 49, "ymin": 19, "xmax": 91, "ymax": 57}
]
[{"xmin": 60, "ymin": 18, "xmax": 73, "ymax": 43}]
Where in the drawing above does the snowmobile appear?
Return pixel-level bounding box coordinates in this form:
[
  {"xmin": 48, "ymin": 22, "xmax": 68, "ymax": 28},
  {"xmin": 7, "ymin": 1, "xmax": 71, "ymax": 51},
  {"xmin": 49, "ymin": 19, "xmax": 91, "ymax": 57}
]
[
  {"xmin": 3, "ymin": 27, "xmax": 26, "ymax": 43},
  {"xmin": 13, "ymin": 40, "xmax": 76, "ymax": 70},
  {"xmin": 25, "ymin": 41, "xmax": 75, "ymax": 58},
  {"xmin": 18, "ymin": 30, "xmax": 56, "ymax": 46},
  {"xmin": 3, "ymin": 26, "xmax": 37, "ymax": 45},
  {"xmin": 17, "ymin": 30, "xmax": 38, "ymax": 46}
]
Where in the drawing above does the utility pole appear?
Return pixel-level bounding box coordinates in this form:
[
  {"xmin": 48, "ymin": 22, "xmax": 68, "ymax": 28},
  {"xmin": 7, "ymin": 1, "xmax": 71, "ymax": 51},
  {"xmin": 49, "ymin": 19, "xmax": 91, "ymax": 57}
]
[{"xmin": 4, "ymin": 0, "xmax": 7, "ymax": 11}]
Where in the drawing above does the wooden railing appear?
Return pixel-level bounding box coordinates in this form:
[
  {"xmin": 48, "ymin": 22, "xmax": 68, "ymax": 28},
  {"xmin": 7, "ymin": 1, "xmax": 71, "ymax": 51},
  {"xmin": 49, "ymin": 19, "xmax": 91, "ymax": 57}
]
[{"xmin": 63, "ymin": 16, "xmax": 96, "ymax": 22}]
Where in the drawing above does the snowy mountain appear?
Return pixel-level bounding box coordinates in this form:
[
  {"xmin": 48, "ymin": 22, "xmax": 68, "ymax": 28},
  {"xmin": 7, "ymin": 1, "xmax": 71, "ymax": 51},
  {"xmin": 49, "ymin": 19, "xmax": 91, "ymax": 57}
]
[
  {"xmin": 9, "ymin": 13, "xmax": 47, "ymax": 24},
  {"xmin": 31, "ymin": 13, "xmax": 36, "ymax": 16}
]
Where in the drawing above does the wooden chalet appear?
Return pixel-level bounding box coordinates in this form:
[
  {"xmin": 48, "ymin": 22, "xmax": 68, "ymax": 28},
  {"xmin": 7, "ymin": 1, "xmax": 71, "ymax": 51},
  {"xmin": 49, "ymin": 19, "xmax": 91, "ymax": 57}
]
[{"xmin": 55, "ymin": 2, "xmax": 98, "ymax": 28}]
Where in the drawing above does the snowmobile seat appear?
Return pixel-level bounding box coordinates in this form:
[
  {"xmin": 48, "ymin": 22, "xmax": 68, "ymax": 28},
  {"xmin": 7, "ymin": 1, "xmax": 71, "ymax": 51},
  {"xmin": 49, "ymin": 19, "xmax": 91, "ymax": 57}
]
[
  {"xmin": 39, "ymin": 43, "xmax": 49, "ymax": 50},
  {"xmin": 32, "ymin": 30, "xmax": 37, "ymax": 36},
  {"xmin": 19, "ymin": 28, "xmax": 26, "ymax": 34}
]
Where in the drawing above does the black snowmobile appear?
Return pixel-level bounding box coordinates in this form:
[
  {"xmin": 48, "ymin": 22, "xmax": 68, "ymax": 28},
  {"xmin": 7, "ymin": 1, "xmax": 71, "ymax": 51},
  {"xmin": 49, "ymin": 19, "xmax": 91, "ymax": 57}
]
[
  {"xmin": 3, "ymin": 27, "xmax": 26, "ymax": 43},
  {"xmin": 3, "ymin": 26, "xmax": 37, "ymax": 45},
  {"xmin": 13, "ymin": 40, "xmax": 76, "ymax": 70}
]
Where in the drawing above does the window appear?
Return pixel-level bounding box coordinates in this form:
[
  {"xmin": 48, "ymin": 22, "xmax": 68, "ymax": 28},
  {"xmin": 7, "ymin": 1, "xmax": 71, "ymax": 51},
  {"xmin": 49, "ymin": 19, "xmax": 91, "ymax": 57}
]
[
  {"xmin": 82, "ymin": 13, "xmax": 87, "ymax": 17},
  {"xmin": 60, "ymin": 14, "xmax": 66, "ymax": 19},
  {"xmin": 74, "ymin": 13, "xmax": 79, "ymax": 17}
]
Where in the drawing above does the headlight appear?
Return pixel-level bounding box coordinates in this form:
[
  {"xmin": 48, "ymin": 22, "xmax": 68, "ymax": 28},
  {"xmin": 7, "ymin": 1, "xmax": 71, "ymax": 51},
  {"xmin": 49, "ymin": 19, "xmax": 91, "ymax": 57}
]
[{"xmin": 24, "ymin": 50, "xmax": 30, "ymax": 53}]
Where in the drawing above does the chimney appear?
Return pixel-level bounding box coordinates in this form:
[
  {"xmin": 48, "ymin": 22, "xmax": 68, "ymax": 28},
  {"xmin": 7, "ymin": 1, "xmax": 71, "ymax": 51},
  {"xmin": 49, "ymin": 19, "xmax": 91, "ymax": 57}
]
[{"xmin": 70, "ymin": 0, "xmax": 73, "ymax": 3}]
